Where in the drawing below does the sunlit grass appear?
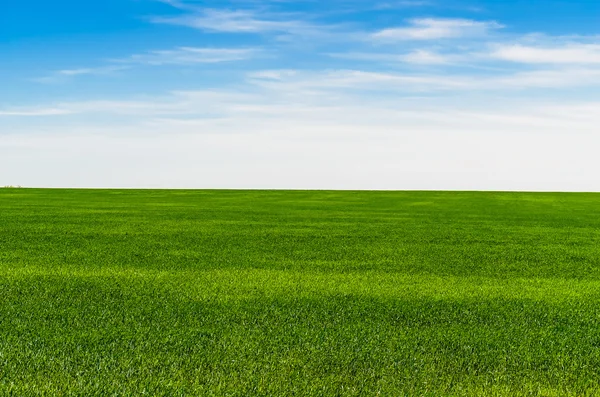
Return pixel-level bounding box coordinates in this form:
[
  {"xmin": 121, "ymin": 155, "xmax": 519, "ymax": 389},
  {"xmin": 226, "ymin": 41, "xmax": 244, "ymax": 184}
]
[{"xmin": 1, "ymin": 189, "xmax": 600, "ymax": 395}]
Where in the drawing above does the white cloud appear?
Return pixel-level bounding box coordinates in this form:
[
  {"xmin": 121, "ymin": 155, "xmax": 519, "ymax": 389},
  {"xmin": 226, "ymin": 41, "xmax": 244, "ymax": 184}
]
[
  {"xmin": 149, "ymin": 6, "xmax": 357, "ymax": 43},
  {"xmin": 330, "ymin": 50, "xmax": 454, "ymax": 64},
  {"xmin": 402, "ymin": 49, "xmax": 454, "ymax": 64},
  {"xmin": 248, "ymin": 67, "xmax": 600, "ymax": 93},
  {"xmin": 56, "ymin": 66, "xmax": 127, "ymax": 76},
  {"xmin": 33, "ymin": 66, "xmax": 129, "ymax": 83},
  {"xmin": 0, "ymin": 90, "xmax": 259, "ymax": 118},
  {"xmin": 11, "ymin": 63, "xmax": 600, "ymax": 122},
  {"xmin": 490, "ymin": 43, "xmax": 600, "ymax": 64},
  {"xmin": 497, "ymin": 67, "xmax": 600, "ymax": 88},
  {"xmin": 121, "ymin": 47, "xmax": 259, "ymax": 65},
  {"xmin": 373, "ymin": 1, "xmax": 433, "ymax": 9},
  {"xmin": 0, "ymin": 108, "xmax": 74, "ymax": 116},
  {"xmin": 151, "ymin": 9, "xmax": 316, "ymax": 35},
  {"xmin": 34, "ymin": 47, "xmax": 258, "ymax": 83},
  {"xmin": 373, "ymin": 18, "xmax": 503, "ymax": 40}
]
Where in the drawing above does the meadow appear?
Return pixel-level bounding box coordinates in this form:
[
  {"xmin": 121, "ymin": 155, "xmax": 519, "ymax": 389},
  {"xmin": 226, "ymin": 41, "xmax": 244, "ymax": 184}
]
[{"xmin": 1, "ymin": 189, "xmax": 600, "ymax": 396}]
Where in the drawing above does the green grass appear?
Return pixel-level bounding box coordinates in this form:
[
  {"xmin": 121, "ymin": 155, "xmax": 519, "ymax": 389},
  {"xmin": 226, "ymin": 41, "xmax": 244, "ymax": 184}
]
[{"xmin": 2, "ymin": 189, "xmax": 600, "ymax": 396}]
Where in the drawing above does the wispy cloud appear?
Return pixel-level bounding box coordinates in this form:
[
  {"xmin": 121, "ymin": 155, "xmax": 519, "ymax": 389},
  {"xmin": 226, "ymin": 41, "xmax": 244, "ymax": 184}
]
[
  {"xmin": 120, "ymin": 47, "xmax": 260, "ymax": 65},
  {"xmin": 490, "ymin": 43, "xmax": 600, "ymax": 64},
  {"xmin": 57, "ymin": 67, "xmax": 124, "ymax": 76},
  {"xmin": 331, "ymin": 49, "xmax": 455, "ymax": 65},
  {"xmin": 150, "ymin": 5, "xmax": 353, "ymax": 42},
  {"xmin": 373, "ymin": 1, "xmax": 433, "ymax": 9},
  {"xmin": 4, "ymin": 83, "xmax": 600, "ymax": 133},
  {"xmin": 34, "ymin": 46, "xmax": 259, "ymax": 83},
  {"xmin": 373, "ymin": 18, "xmax": 503, "ymax": 40},
  {"xmin": 151, "ymin": 9, "xmax": 316, "ymax": 35},
  {"xmin": 0, "ymin": 90, "xmax": 257, "ymax": 118},
  {"xmin": 248, "ymin": 66, "xmax": 600, "ymax": 93},
  {"xmin": 0, "ymin": 108, "xmax": 74, "ymax": 116},
  {"xmin": 33, "ymin": 66, "xmax": 129, "ymax": 83},
  {"xmin": 13, "ymin": 61, "xmax": 600, "ymax": 119},
  {"xmin": 401, "ymin": 49, "xmax": 454, "ymax": 64}
]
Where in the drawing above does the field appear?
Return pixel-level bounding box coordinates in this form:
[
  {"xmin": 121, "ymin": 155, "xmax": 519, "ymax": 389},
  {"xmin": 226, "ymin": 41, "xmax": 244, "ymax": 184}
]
[{"xmin": 1, "ymin": 189, "xmax": 600, "ymax": 396}]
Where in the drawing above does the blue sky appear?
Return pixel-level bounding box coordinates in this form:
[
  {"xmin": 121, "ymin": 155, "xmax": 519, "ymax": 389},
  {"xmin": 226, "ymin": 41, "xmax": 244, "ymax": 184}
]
[{"xmin": 2, "ymin": 0, "xmax": 600, "ymax": 190}]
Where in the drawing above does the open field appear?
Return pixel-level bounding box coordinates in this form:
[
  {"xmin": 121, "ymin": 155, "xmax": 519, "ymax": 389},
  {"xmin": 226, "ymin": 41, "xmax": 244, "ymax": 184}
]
[{"xmin": 1, "ymin": 189, "xmax": 600, "ymax": 396}]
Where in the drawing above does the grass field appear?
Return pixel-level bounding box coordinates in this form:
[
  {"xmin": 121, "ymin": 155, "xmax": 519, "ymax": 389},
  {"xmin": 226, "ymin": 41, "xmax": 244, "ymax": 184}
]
[{"xmin": 2, "ymin": 189, "xmax": 600, "ymax": 396}]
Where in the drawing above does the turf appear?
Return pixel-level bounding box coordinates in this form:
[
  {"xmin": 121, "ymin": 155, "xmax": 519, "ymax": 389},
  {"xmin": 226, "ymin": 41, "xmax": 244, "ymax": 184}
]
[{"xmin": 1, "ymin": 189, "xmax": 600, "ymax": 396}]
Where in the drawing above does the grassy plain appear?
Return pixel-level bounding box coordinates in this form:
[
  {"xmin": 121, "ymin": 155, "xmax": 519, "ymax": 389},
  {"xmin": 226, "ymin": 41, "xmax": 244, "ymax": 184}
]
[{"xmin": 1, "ymin": 189, "xmax": 600, "ymax": 396}]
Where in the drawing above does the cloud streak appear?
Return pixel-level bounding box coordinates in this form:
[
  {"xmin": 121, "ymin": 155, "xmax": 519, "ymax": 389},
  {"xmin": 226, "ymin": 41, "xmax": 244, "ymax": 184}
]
[
  {"xmin": 119, "ymin": 47, "xmax": 260, "ymax": 65},
  {"xmin": 35, "ymin": 46, "xmax": 259, "ymax": 83},
  {"xmin": 373, "ymin": 18, "xmax": 503, "ymax": 40},
  {"xmin": 151, "ymin": 9, "xmax": 320, "ymax": 35},
  {"xmin": 490, "ymin": 43, "xmax": 600, "ymax": 64},
  {"xmin": 33, "ymin": 66, "xmax": 130, "ymax": 83}
]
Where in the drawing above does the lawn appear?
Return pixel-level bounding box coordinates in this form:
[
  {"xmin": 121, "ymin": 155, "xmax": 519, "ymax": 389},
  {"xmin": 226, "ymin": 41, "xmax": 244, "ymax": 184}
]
[{"xmin": 1, "ymin": 189, "xmax": 600, "ymax": 396}]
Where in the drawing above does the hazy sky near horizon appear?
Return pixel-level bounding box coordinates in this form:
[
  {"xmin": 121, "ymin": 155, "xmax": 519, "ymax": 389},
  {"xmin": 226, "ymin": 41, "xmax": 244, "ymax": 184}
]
[{"xmin": 2, "ymin": 0, "xmax": 600, "ymax": 190}]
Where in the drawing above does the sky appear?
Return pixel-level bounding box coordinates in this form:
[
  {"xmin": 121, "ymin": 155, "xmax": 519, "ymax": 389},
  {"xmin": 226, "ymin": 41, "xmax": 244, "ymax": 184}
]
[{"xmin": 1, "ymin": 0, "xmax": 600, "ymax": 190}]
